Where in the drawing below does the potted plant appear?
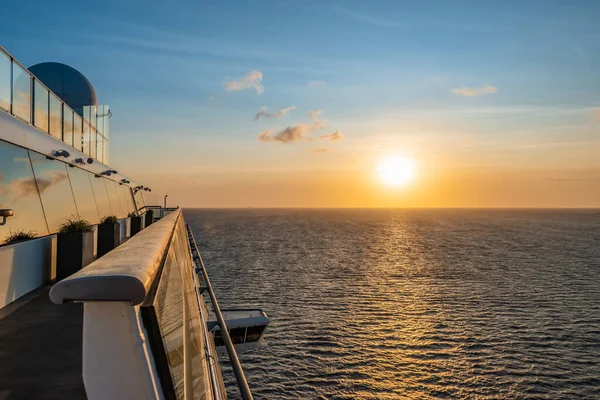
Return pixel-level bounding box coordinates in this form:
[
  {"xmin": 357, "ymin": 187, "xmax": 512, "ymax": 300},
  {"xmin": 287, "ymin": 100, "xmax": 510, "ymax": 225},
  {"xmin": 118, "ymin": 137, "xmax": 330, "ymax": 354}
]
[
  {"xmin": 129, "ymin": 212, "xmax": 143, "ymax": 237},
  {"xmin": 97, "ymin": 215, "xmax": 120, "ymax": 258},
  {"xmin": 56, "ymin": 218, "xmax": 94, "ymax": 280},
  {"xmin": 144, "ymin": 209, "xmax": 154, "ymax": 227},
  {"xmin": 3, "ymin": 230, "xmax": 36, "ymax": 246}
]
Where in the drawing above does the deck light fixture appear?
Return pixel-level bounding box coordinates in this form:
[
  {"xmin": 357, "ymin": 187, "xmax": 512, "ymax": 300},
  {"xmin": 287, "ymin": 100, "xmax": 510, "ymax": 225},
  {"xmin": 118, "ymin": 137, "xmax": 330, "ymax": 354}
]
[{"xmin": 53, "ymin": 149, "xmax": 70, "ymax": 158}]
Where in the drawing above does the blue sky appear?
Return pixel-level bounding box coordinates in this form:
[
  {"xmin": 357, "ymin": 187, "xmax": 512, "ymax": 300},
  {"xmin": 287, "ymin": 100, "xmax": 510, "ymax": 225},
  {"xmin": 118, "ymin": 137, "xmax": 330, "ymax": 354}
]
[{"xmin": 2, "ymin": 1, "xmax": 599, "ymax": 206}]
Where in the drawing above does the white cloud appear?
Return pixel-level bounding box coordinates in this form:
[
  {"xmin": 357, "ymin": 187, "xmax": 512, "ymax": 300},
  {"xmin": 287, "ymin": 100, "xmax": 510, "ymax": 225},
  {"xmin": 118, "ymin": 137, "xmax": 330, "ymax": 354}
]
[
  {"xmin": 224, "ymin": 70, "xmax": 264, "ymax": 94},
  {"xmin": 259, "ymin": 124, "xmax": 312, "ymax": 143},
  {"xmin": 308, "ymin": 81, "xmax": 326, "ymax": 88},
  {"xmin": 320, "ymin": 131, "xmax": 343, "ymax": 141},
  {"xmin": 255, "ymin": 105, "xmax": 296, "ymax": 120},
  {"xmin": 312, "ymin": 148, "xmax": 328, "ymax": 154},
  {"xmin": 452, "ymin": 84, "xmax": 497, "ymax": 97},
  {"xmin": 308, "ymin": 110, "xmax": 322, "ymax": 119}
]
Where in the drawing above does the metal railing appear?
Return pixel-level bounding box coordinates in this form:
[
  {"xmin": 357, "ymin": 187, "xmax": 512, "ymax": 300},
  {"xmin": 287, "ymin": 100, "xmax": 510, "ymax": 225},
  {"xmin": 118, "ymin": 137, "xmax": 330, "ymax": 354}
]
[
  {"xmin": 0, "ymin": 44, "xmax": 109, "ymax": 164},
  {"xmin": 185, "ymin": 223, "xmax": 254, "ymax": 400}
]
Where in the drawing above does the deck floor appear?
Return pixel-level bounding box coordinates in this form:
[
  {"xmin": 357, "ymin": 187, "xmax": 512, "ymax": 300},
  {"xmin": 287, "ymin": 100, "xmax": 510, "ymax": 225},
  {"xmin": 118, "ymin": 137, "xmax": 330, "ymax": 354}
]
[{"xmin": 0, "ymin": 288, "xmax": 86, "ymax": 399}]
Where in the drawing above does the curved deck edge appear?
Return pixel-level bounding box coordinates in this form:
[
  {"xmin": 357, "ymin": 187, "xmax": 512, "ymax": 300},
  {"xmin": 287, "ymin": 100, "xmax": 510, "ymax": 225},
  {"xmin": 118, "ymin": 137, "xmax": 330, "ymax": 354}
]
[{"xmin": 49, "ymin": 209, "xmax": 180, "ymax": 305}]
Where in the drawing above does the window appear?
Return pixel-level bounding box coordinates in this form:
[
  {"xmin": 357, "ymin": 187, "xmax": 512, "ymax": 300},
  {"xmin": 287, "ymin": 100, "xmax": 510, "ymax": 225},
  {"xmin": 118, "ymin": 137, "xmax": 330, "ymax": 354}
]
[
  {"xmin": 245, "ymin": 325, "xmax": 266, "ymax": 342},
  {"xmin": 12, "ymin": 63, "xmax": 30, "ymax": 123},
  {"xmin": 63, "ymin": 107, "xmax": 73, "ymax": 146},
  {"xmin": 90, "ymin": 126, "xmax": 97, "ymax": 158},
  {"xmin": 82, "ymin": 120, "xmax": 90, "ymax": 155},
  {"xmin": 73, "ymin": 114, "xmax": 83, "ymax": 152},
  {"xmin": 90, "ymin": 175, "xmax": 112, "ymax": 219},
  {"xmin": 28, "ymin": 151, "xmax": 78, "ymax": 233},
  {"xmin": 105, "ymin": 179, "xmax": 124, "ymax": 218},
  {"xmin": 120, "ymin": 185, "xmax": 136, "ymax": 215},
  {"xmin": 134, "ymin": 189, "xmax": 145, "ymax": 210},
  {"xmin": 67, "ymin": 167, "xmax": 100, "ymax": 225},
  {"xmin": 229, "ymin": 327, "xmax": 246, "ymax": 344},
  {"xmin": 33, "ymin": 80, "xmax": 49, "ymax": 133},
  {"xmin": 96, "ymin": 134, "xmax": 104, "ymax": 163},
  {"xmin": 0, "ymin": 51, "xmax": 10, "ymax": 111},
  {"xmin": 49, "ymin": 93, "xmax": 62, "ymax": 140},
  {"xmin": 0, "ymin": 140, "xmax": 49, "ymax": 243}
]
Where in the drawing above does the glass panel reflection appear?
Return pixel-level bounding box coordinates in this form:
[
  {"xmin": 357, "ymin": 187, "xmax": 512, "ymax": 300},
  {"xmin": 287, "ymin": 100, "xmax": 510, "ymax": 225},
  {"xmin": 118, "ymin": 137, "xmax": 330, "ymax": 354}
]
[
  {"xmin": 120, "ymin": 185, "xmax": 135, "ymax": 215},
  {"xmin": 73, "ymin": 114, "xmax": 83, "ymax": 152},
  {"xmin": 82, "ymin": 120, "xmax": 90, "ymax": 155},
  {"xmin": 0, "ymin": 140, "xmax": 49, "ymax": 243},
  {"xmin": 28, "ymin": 151, "xmax": 78, "ymax": 233},
  {"xmin": 49, "ymin": 93, "xmax": 62, "ymax": 140},
  {"xmin": 96, "ymin": 134, "xmax": 103, "ymax": 163},
  {"xmin": 134, "ymin": 190, "xmax": 145, "ymax": 210},
  {"xmin": 0, "ymin": 51, "xmax": 10, "ymax": 111},
  {"xmin": 153, "ymin": 245, "xmax": 185, "ymax": 398},
  {"xmin": 105, "ymin": 179, "xmax": 124, "ymax": 218},
  {"xmin": 67, "ymin": 166, "xmax": 100, "ymax": 225},
  {"xmin": 90, "ymin": 175, "xmax": 112, "ymax": 219},
  {"xmin": 12, "ymin": 63, "xmax": 31, "ymax": 123},
  {"xmin": 63, "ymin": 107, "xmax": 73, "ymax": 146},
  {"xmin": 33, "ymin": 80, "xmax": 49, "ymax": 133},
  {"xmin": 90, "ymin": 126, "xmax": 97, "ymax": 158}
]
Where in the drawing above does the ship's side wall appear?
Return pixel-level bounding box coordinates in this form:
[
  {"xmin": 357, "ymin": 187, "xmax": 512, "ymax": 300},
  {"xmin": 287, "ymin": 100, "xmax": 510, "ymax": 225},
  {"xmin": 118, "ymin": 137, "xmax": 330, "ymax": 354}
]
[{"xmin": 0, "ymin": 235, "xmax": 56, "ymax": 308}]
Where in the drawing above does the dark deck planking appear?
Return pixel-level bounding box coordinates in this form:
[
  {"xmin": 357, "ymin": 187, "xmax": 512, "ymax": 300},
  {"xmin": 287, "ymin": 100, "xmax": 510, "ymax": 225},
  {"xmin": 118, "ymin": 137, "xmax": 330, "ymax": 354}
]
[{"xmin": 0, "ymin": 288, "xmax": 86, "ymax": 400}]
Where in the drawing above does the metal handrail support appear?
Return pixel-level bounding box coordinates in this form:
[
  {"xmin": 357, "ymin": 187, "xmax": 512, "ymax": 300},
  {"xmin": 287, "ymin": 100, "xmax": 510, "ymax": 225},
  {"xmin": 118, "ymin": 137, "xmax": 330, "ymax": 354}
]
[{"xmin": 185, "ymin": 224, "xmax": 254, "ymax": 400}]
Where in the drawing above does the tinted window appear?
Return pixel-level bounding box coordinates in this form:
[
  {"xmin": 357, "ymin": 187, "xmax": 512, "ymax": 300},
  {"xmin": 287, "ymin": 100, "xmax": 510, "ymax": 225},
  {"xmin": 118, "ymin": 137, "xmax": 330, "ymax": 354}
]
[
  {"xmin": 73, "ymin": 114, "xmax": 82, "ymax": 152},
  {"xmin": 63, "ymin": 107, "xmax": 73, "ymax": 146},
  {"xmin": 120, "ymin": 185, "xmax": 136, "ymax": 215},
  {"xmin": 0, "ymin": 51, "xmax": 10, "ymax": 111},
  {"xmin": 0, "ymin": 141, "xmax": 49, "ymax": 243},
  {"xmin": 105, "ymin": 179, "xmax": 124, "ymax": 218},
  {"xmin": 12, "ymin": 63, "xmax": 30, "ymax": 123},
  {"xmin": 89, "ymin": 126, "xmax": 97, "ymax": 159},
  {"xmin": 28, "ymin": 151, "xmax": 78, "ymax": 232},
  {"xmin": 49, "ymin": 93, "xmax": 62, "ymax": 140},
  {"xmin": 82, "ymin": 120, "xmax": 90, "ymax": 155},
  {"xmin": 68, "ymin": 166, "xmax": 100, "ymax": 225},
  {"xmin": 134, "ymin": 190, "xmax": 145, "ymax": 210},
  {"xmin": 90, "ymin": 175, "xmax": 112, "ymax": 219},
  {"xmin": 33, "ymin": 80, "xmax": 49, "ymax": 133},
  {"xmin": 96, "ymin": 133, "xmax": 104, "ymax": 163}
]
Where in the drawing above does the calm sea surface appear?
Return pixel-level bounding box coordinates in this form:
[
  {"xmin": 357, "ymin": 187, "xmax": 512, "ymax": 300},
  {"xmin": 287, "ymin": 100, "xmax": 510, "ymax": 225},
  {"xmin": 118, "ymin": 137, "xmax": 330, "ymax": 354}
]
[{"xmin": 185, "ymin": 209, "xmax": 600, "ymax": 399}]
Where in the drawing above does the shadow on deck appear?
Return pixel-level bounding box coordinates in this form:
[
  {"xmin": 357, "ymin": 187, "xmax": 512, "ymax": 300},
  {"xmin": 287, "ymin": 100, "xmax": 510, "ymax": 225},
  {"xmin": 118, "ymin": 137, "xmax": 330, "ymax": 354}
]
[{"xmin": 0, "ymin": 288, "xmax": 85, "ymax": 400}]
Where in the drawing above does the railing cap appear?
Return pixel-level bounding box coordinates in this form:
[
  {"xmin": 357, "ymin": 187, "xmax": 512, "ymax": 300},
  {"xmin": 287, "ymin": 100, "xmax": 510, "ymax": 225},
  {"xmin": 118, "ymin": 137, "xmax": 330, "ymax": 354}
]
[{"xmin": 49, "ymin": 209, "xmax": 180, "ymax": 305}]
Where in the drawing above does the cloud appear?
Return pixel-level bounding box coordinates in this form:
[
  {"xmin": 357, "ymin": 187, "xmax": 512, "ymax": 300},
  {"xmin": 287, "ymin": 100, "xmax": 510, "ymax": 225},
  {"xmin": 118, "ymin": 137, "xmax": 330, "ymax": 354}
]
[
  {"xmin": 308, "ymin": 81, "xmax": 326, "ymax": 88},
  {"xmin": 254, "ymin": 105, "xmax": 296, "ymax": 120},
  {"xmin": 452, "ymin": 84, "xmax": 498, "ymax": 97},
  {"xmin": 312, "ymin": 148, "xmax": 328, "ymax": 154},
  {"xmin": 320, "ymin": 131, "xmax": 343, "ymax": 141},
  {"xmin": 259, "ymin": 124, "xmax": 312, "ymax": 143},
  {"xmin": 0, "ymin": 172, "xmax": 67, "ymax": 200},
  {"xmin": 308, "ymin": 110, "xmax": 322, "ymax": 119},
  {"xmin": 224, "ymin": 70, "xmax": 264, "ymax": 94}
]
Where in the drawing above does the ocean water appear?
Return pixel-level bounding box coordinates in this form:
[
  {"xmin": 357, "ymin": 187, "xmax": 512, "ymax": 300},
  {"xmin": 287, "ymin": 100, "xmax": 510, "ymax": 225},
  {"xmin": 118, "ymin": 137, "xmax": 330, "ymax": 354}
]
[{"xmin": 185, "ymin": 209, "xmax": 600, "ymax": 399}]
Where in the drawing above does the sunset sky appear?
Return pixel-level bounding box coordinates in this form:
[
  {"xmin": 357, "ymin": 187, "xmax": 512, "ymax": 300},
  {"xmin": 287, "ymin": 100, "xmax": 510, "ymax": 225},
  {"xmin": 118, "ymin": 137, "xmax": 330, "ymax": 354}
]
[{"xmin": 2, "ymin": 1, "xmax": 599, "ymax": 207}]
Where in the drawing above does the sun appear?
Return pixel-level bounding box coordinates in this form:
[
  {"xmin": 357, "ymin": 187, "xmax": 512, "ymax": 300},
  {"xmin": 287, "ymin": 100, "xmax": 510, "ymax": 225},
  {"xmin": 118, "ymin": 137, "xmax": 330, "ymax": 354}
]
[{"xmin": 377, "ymin": 157, "xmax": 415, "ymax": 187}]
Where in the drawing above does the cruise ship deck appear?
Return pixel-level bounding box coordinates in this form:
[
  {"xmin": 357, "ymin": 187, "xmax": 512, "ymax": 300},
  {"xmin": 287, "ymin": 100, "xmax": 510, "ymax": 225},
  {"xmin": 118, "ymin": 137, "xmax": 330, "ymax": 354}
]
[
  {"xmin": 0, "ymin": 44, "xmax": 261, "ymax": 399},
  {"xmin": 0, "ymin": 288, "xmax": 85, "ymax": 399}
]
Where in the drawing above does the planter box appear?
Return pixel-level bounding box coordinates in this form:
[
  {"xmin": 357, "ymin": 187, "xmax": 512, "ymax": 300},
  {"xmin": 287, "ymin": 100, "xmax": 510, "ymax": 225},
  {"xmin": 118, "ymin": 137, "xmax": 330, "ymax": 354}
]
[
  {"xmin": 97, "ymin": 223, "xmax": 120, "ymax": 258},
  {"xmin": 0, "ymin": 236, "xmax": 56, "ymax": 309},
  {"xmin": 130, "ymin": 216, "xmax": 143, "ymax": 237},
  {"xmin": 144, "ymin": 210, "xmax": 154, "ymax": 227},
  {"xmin": 56, "ymin": 231, "xmax": 94, "ymax": 281}
]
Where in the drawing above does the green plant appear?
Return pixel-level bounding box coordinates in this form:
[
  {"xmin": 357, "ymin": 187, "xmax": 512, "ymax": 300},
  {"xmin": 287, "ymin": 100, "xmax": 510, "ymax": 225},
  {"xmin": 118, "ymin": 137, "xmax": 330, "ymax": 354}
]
[
  {"xmin": 127, "ymin": 212, "xmax": 137, "ymax": 218},
  {"xmin": 4, "ymin": 230, "xmax": 36, "ymax": 245},
  {"xmin": 58, "ymin": 218, "xmax": 93, "ymax": 233},
  {"xmin": 100, "ymin": 215, "xmax": 118, "ymax": 224}
]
